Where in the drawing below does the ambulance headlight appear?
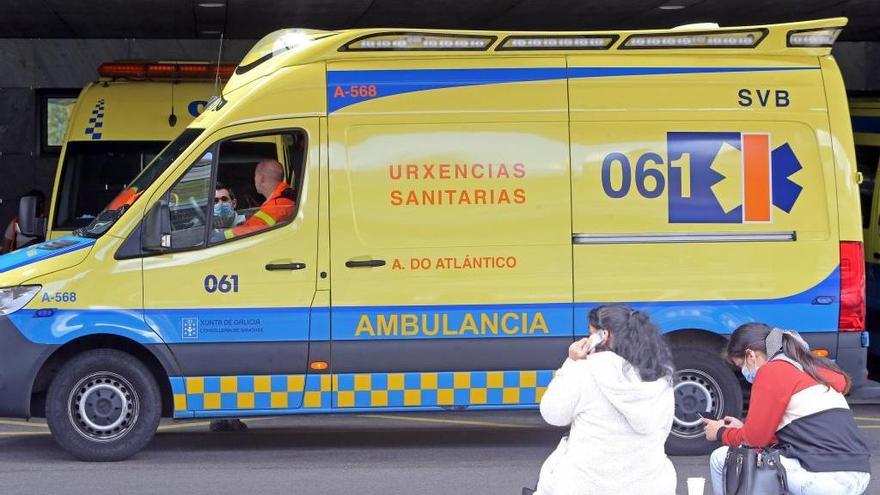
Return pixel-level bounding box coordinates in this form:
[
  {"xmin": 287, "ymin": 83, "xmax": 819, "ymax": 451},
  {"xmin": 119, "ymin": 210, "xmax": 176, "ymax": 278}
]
[{"xmin": 0, "ymin": 286, "xmax": 41, "ymax": 316}]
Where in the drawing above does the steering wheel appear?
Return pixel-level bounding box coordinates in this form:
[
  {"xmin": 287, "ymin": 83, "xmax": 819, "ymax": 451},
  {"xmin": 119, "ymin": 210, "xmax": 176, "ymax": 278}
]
[{"xmin": 188, "ymin": 197, "xmax": 207, "ymax": 225}]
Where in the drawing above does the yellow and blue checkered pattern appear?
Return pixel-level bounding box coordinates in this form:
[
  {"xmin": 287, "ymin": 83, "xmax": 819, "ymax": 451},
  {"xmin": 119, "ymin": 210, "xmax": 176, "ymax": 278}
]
[
  {"xmin": 171, "ymin": 370, "xmax": 552, "ymax": 414},
  {"xmin": 84, "ymin": 99, "xmax": 105, "ymax": 140},
  {"xmin": 170, "ymin": 375, "xmax": 332, "ymax": 412}
]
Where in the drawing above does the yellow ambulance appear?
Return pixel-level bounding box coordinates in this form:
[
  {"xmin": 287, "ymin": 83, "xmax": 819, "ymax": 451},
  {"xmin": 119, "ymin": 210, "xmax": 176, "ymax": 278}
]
[
  {"xmin": 0, "ymin": 19, "xmax": 870, "ymax": 460},
  {"xmin": 25, "ymin": 61, "xmax": 235, "ymax": 240}
]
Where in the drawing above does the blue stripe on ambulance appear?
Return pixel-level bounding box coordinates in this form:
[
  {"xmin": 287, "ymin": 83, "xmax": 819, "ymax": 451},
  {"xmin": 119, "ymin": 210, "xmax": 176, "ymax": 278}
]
[
  {"xmin": 0, "ymin": 236, "xmax": 96, "ymax": 274},
  {"xmin": 143, "ymin": 307, "xmax": 311, "ymax": 343},
  {"xmin": 327, "ymin": 66, "xmax": 819, "ymax": 113},
  {"xmin": 576, "ymin": 267, "xmax": 840, "ymax": 336},
  {"xmin": 9, "ymin": 267, "xmax": 839, "ymax": 346},
  {"xmin": 334, "ymin": 267, "xmax": 839, "ymax": 339}
]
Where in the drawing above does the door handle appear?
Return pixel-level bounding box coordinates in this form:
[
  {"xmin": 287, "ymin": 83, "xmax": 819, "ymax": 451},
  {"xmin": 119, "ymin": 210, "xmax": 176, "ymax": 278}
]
[
  {"xmin": 265, "ymin": 262, "xmax": 306, "ymax": 271},
  {"xmin": 345, "ymin": 259, "xmax": 386, "ymax": 268}
]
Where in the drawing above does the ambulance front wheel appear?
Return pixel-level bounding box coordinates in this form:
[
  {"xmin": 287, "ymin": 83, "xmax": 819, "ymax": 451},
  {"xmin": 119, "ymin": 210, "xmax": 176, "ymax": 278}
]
[
  {"xmin": 45, "ymin": 349, "xmax": 162, "ymax": 461},
  {"xmin": 665, "ymin": 346, "xmax": 744, "ymax": 456}
]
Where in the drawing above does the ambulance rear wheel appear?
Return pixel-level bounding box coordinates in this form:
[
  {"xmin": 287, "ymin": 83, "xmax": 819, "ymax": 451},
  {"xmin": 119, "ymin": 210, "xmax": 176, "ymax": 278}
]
[
  {"xmin": 46, "ymin": 349, "xmax": 161, "ymax": 461},
  {"xmin": 665, "ymin": 346, "xmax": 743, "ymax": 455}
]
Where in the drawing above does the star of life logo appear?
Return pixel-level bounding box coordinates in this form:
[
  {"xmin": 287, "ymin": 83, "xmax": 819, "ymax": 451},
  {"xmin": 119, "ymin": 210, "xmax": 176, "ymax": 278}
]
[
  {"xmin": 599, "ymin": 131, "xmax": 804, "ymax": 224},
  {"xmin": 666, "ymin": 132, "xmax": 803, "ymax": 224},
  {"xmin": 182, "ymin": 318, "xmax": 199, "ymax": 339}
]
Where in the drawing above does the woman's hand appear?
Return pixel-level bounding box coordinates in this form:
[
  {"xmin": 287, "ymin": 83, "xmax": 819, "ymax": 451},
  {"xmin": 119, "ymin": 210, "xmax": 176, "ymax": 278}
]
[
  {"xmin": 701, "ymin": 418, "xmax": 725, "ymax": 441},
  {"xmin": 723, "ymin": 416, "xmax": 744, "ymax": 429},
  {"xmin": 568, "ymin": 338, "xmax": 591, "ymax": 361}
]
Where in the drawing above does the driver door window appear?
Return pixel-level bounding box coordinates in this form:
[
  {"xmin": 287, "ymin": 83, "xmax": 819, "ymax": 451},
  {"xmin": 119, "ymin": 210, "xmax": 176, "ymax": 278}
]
[
  {"xmin": 160, "ymin": 131, "xmax": 305, "ymax": 252},
  {"xmin": 209, "ymin": 133, "xmax": 303, "ymax": 244}
]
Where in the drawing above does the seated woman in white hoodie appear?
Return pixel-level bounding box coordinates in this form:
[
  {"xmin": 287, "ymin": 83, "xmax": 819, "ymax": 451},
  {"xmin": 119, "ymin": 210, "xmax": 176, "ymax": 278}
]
[{"xmin": 531, "ymin": 305, "xmax": 677, "ymax": 495}]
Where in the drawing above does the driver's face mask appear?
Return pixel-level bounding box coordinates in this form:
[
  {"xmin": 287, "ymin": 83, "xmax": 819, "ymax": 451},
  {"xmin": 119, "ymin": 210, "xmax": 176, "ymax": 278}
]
[{"xmin": 213, "ymin": 202, "xmax": 235, "ymax": 228}]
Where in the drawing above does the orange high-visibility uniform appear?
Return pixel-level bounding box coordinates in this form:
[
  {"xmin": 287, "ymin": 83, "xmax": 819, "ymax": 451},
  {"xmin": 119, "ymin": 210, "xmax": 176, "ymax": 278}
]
[{"xmin": 224, "ymin": 182, "xmax": 295, "ymax": 239}]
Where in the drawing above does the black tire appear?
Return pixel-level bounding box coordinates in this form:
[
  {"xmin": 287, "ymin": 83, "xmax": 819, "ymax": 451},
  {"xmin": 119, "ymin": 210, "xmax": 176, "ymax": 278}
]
[
  {"xmin": 45, "ymin": 349, "xmax": 161, "ymax": 461},
  {"xmin": 665, "ymin": 346, "xmax": 743, "ymax": 456}
]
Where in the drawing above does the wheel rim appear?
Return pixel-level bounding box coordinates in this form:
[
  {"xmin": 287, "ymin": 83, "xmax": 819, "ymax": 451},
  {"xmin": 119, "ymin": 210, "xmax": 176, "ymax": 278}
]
[
  {"xmin": 671, "ymin": 368, "xmax": 724, "ymax": 439},
  {"xmin": 68, "ymin": 372, "xmax": 139, "ymax": 442}
]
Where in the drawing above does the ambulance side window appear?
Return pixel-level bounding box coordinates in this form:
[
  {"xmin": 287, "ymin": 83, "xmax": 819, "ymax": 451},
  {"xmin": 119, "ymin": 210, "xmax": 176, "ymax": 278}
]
[
  {"xmin": 167, "ymin": 151, "xmax": 213, "ymax": 250},
  {"xmin": 208, "ymin": 131, "xmax": 305, "ymax": 245}
]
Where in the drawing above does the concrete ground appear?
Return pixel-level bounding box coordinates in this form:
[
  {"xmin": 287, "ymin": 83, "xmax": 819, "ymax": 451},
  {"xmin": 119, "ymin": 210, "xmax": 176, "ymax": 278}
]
[{"xmin": 0, "ymin": 406, "xmax": 878, "ymax": 495}]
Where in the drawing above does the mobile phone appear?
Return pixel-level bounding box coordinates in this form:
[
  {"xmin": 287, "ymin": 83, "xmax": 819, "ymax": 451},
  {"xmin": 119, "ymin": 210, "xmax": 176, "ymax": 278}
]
[{"xmin": 585, "ymin": 330, "xmax": 608, "ymax": 354}]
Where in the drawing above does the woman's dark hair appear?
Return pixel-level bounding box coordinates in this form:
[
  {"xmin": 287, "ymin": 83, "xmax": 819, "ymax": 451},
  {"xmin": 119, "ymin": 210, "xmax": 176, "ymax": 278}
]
[
  {"xmin": 727, "ymin": 323, "xmax": 851, "ymax": 393},
  {"xmin": 588, "ymin": 305, "xmax": 674, "ymax": 382}
]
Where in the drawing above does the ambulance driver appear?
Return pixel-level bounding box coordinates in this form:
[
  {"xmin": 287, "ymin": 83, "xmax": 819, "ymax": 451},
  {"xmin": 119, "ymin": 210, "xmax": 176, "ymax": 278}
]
[
  {"xmin": 212, "ymin": 182, "xmax": 245, "ymax": 229},
  {"xmin": 528, "ymin": 305, "xmax": 677, "ymax": 495}
]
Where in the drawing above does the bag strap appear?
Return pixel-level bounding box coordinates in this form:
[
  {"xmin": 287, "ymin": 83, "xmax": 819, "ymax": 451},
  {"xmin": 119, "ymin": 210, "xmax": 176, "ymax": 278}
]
[
  {"xmin": 723, "ymin": 448, "xmax": 745, "ymax": 495},
  {"xmin": 763, "ymin": 448, "xmax": 789, "ymax": 495},
  {"xmin": 722, "ymin": 454, "xmax": 729, "ymax": 495},
  {"xmin": 777, "ymin": 468, "xmax": 788, "ymax": 495},
  {"xmin": 775, "ymin": 455, "xmax": 788, "ymax": 495}
]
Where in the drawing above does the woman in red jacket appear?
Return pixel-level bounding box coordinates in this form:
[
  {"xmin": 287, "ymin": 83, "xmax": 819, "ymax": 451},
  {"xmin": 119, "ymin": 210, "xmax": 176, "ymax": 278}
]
[{"xmin": 702, "ymin": 323, "xmax": 870, "ymax": 495}]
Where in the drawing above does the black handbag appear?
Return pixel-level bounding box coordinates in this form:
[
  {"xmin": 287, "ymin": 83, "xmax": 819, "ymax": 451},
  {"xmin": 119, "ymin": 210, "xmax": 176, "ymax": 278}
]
[{"xmin": 723, "ymin": 446, "xmax": 789, "ymax": 495}]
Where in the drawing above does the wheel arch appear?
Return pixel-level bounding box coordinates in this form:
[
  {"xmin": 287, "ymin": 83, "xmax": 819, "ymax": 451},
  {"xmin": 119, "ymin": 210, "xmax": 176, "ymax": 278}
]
[
  {"xmin": 665, "ymin": 328, "xmax": 729, "ymax": 355},
  {"xmin": 30, "ymin": 334, "xmax": 178, "ymax": 418}
]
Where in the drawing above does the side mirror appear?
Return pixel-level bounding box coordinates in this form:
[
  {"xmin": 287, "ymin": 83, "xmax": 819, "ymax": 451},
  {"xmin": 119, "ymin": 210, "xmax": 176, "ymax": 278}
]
[
  {"xmin": 142, "ymin": 198, "xmax": 171, "ymax": 253},
  {"xmin": 18, "ymin": 196, "xmax": 46, "ymax": 238}
]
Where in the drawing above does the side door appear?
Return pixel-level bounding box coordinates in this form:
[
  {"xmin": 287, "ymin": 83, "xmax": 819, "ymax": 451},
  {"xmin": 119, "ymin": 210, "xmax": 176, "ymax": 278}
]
[
  {"xmin": 327, "ymin": 58, "xmax": 573, "ymax": 411},
  {"xmin": 139, "ymin": 119, "xmax": 322, "ymax": 416}
]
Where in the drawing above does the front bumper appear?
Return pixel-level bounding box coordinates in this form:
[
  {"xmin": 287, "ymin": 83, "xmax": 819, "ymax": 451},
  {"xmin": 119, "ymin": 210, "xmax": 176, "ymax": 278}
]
[{"xmin": 0, "ymin": 315, "xmax": 57, "ymax": 417}]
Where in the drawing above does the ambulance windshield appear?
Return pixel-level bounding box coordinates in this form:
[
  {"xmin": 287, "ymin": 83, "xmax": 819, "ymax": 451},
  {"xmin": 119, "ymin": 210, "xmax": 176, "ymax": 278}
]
[
  {"xmin": 53, "ymin": 141, "xmax": 167, "ymax": 231},
  {"xmin": 76, "ymin": 128, "xmax": 204, "ymax": 238}
]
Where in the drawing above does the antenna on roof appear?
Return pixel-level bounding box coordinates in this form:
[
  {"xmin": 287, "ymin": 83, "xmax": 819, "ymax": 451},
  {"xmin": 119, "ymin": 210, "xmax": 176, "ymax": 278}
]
[{"xmin": 214, "ymin": 32, "xmax": 225, "ymax": 96}]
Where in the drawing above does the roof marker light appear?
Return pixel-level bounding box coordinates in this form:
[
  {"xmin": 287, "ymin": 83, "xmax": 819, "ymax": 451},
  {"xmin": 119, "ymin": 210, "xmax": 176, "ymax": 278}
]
[
  {"xmin": 622, "ymin": 28, "xmax": 766, "ymax": 49},
  {"xmin": 342, "ymin": 33, "xmax": 495, "ymax": 51},
  {"xmin": 788, "ymin": 28, "xmax": 842, "ymax": 47},
  {"xmin": 497, "ymin": 35, "xmax": 617, "ymax": 51},
  {"xmin": 146, "ymin": 63, "xmax": 176, "ymax": 78},
  {"xmin": 98, "ymin": 62, "xmax": 237, "ymax": 80}
]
